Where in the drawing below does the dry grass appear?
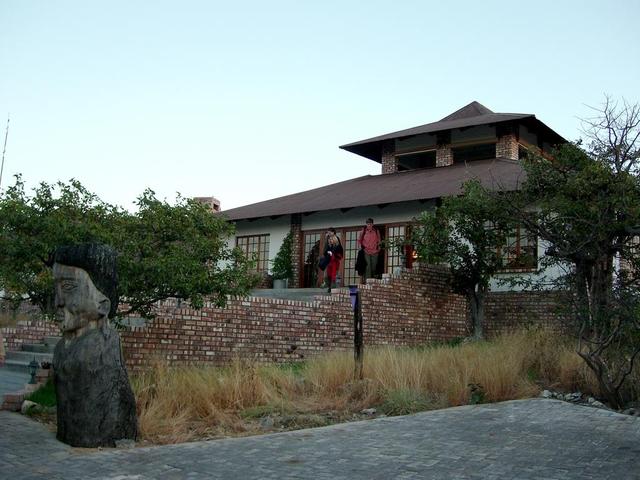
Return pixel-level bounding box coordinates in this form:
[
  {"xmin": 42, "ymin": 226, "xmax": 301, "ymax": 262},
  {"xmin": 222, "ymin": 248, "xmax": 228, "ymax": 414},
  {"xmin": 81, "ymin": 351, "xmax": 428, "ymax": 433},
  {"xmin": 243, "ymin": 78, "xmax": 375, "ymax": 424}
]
[{"xmin": 132, "ymin": 328, "xmax": 610, "ymax": 445}]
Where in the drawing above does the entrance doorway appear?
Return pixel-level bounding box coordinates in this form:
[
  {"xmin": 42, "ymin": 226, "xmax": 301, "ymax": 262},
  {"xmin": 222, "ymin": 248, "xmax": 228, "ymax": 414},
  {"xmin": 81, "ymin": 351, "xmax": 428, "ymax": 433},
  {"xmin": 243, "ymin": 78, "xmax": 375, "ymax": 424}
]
[{"xmin": 301, "ymin": 225, "xmax": 389, "ymax": 288}]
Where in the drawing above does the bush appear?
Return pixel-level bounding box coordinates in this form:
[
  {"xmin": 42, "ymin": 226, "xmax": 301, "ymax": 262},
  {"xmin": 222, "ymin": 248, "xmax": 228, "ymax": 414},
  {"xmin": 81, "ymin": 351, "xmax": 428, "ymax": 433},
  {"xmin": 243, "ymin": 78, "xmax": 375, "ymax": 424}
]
[
  {"xmin": 379, "ymin": 389, "xmax": 442, "ymax": 416},
  {"xmin": 271, "ymin": 232, "xmax": 293, "ymax": 281},
  {"xmin": 25, "ymin": 378, "xmax": 56, "ymax": 407}
]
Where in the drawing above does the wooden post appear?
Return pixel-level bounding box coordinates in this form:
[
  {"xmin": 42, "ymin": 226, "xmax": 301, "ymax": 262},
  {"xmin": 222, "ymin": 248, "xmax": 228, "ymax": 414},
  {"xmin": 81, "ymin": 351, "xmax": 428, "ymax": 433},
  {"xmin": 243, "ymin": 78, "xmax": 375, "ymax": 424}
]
[{"xmin": 350, "ymin": 286, "xmax": 364, "ymax": 380}]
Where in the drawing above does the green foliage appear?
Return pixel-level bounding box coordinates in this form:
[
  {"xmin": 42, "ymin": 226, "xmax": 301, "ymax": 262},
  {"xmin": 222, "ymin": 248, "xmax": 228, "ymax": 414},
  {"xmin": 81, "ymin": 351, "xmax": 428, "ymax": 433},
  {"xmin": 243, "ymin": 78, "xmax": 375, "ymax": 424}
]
[
  {"xmin": 497, "ymin": 98, "xmax": 640, "ymax": 409},
  {"xmin": 239, "ymin": 404, "xmax": 287, "ymax": 419},
  {"xmin": 412, "ymin": 180, "xmax": 510, "ymax": 338},
  {"xmin": 379, "ymin": 388, "xmax": 437, "ymax": 416},
  {"xmin": 0, "ymin": 176, "xmax": 259, "ymax": 318},
  {"xmin": 25, "ymin": 378, "xmax": 56, "ymax": 407},
  {"xmin": 0, "ymin": 176, "xmax": 116, "ymax": 314},
  {"xmin": 271, "ymin": 231, "xmax": 294, "ymax": 281},
  {"xmin": 468, "ymin": 383, "xmax": 485, "ymax": 405}
]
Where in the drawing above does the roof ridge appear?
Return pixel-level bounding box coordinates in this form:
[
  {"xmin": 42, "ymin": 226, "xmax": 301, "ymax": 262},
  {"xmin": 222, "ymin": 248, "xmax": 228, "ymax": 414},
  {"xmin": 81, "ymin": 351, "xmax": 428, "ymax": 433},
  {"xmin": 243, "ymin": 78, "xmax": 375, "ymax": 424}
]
[{"xmin": 439, "ymin": 101, "xmax": 494, "ymax": 121}]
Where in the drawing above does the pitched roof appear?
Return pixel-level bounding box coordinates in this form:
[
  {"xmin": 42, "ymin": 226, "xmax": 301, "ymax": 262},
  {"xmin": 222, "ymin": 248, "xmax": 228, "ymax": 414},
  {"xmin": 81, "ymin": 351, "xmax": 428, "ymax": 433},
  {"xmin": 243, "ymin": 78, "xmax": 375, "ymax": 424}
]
[
  {"xmin": 340, "ymin": 101, "xmax": 563, "ymax": 161},
  {"xmin": 222, "ymin": 158, "xmax": 524, "ymax": 221}
]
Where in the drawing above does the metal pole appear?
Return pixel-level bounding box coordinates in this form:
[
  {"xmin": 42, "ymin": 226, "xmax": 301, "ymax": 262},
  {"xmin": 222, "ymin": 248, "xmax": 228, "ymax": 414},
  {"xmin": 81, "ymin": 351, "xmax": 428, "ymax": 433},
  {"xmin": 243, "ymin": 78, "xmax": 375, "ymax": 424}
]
[{"xmin": 0, "ymin": 115, "xmax": 9, "ymax": 190}]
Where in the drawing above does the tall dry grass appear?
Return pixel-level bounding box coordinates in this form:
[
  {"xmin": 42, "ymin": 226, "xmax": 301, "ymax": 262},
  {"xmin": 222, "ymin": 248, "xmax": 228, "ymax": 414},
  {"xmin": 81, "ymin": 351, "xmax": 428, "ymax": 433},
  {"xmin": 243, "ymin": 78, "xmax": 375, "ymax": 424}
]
[{"xmin": 132, "ymin": 328, "xmax": 609, "ymax": 444}]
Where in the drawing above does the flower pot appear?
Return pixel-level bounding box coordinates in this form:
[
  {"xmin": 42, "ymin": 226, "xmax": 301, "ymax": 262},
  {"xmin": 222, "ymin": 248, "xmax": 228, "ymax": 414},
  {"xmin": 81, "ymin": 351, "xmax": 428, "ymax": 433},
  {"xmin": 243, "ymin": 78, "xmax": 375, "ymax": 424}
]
[{"xmin": 273, "ymin": 279, "xmax": 288, "ymax": 289}]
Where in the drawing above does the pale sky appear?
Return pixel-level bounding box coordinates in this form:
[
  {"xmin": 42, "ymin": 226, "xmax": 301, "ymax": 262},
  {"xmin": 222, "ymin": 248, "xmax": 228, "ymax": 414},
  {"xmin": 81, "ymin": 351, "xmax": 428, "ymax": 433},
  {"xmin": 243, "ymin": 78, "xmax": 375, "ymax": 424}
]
[{"xmin": 1, "ymin": 1, "xmax": 638, "ymax": 211}]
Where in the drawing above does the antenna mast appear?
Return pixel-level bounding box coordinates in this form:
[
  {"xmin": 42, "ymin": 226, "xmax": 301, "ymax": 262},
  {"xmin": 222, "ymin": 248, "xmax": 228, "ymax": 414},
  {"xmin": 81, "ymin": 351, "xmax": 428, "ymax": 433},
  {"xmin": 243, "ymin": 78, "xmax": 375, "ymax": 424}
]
[{"xmin": 0, "ymin": 115, "xmax": 9, "ymax": 190}]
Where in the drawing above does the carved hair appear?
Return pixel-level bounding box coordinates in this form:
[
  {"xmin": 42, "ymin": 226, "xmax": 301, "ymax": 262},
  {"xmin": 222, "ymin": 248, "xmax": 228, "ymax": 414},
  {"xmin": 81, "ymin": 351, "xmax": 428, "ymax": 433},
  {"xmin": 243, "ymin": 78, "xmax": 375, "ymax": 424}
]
[{"xmin": 54, "ymin": 243, "xmax": 119, "ymax": 318}]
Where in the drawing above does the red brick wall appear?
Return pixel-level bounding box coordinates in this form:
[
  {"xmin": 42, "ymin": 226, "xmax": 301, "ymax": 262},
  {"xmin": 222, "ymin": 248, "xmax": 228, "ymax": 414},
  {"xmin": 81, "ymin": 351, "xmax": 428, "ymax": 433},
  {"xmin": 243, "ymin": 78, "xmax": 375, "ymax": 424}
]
[
  {"xmin": 1, "ymin": 319, "xmax": 61, "ymax": 352},
  {"xmin": 436, "ymin": 145, "xmax": 453, "ymax": 167},
  {"xmin": 484, "ymin": 290, "xmax": 567, "ymax": 336},
  {"xmin": 290, "ymin": 214, "xmax": 302, "ymax": 288},
  {"xmin": 120, "ymin": 265, "xmax": 471, "ymax": 370},
  {"xmin": 496, "ymin": 133, "xmax": 519, "ymax": 160},
  {"xmin": 1, "ymin": 266, "xmax": 567, "ymax": 369}
]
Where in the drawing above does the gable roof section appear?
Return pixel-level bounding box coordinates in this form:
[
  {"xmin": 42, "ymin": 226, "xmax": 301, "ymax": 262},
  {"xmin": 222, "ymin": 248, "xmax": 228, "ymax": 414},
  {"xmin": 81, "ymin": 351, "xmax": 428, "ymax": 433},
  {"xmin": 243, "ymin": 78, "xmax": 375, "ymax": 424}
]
[
  {"xmin": 340, "ymin": 101, "xmax": 563, "ymax": 161},
  {"xmin": 222, "ymin": 158, "xmax": 524, "ymax": 221}
]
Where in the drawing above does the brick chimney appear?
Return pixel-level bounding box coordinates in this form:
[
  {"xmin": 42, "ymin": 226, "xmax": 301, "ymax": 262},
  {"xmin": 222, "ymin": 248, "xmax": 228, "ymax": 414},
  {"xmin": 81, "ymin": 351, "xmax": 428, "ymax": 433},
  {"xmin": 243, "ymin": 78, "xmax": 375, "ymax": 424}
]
[{"xmin": 193, "ymin": 196, "xmax": 221, "ymax": 212}]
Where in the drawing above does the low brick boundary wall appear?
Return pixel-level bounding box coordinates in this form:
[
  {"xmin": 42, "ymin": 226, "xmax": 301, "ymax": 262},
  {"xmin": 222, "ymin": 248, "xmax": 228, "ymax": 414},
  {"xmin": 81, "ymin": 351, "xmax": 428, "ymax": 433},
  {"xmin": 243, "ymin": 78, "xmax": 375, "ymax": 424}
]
[
  {"xmin": 1, "ymin": 265, "xmax": 566, "ymax": 371},
  {"xmin": 120, "ymin": 265, "xmax": 470, "ymax": 370},
  {"xmin": 1, "ymin": 319, "xmax": 61, "ymax": 353},
  {"xmin": 484, "ymin": 291, "xmax": 568, "ymax": 337}
]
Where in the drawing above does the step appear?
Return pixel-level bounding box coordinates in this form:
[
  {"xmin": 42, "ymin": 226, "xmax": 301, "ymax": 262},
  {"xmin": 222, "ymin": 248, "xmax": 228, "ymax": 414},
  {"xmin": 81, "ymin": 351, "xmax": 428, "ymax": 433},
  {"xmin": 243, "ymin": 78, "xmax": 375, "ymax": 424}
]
[
  {"xmin": 43, "ymin": 336, "xmax": 62, "ymax": 347},
  {"xmin": 250, "ymin": 288, "xmax": 329, "ymax": 302},
  {"xmin": 5, "ymin": 351, "xmax": 53, "ymax": 366},
  {"xmin": 3, "ymin": 359, "xmax": 34, "ymax": 374},
  {"xmin": 21, "ymin": 343, "xmax": 56, "ymax": 354}
]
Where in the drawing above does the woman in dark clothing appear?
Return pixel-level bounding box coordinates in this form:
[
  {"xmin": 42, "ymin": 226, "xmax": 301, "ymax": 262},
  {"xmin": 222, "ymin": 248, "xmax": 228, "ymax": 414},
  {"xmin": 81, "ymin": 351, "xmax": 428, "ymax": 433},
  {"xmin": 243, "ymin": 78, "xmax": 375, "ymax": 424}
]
[{"xmin": 324, "ymin": 228, "xmax": 343, "ymax": 292}]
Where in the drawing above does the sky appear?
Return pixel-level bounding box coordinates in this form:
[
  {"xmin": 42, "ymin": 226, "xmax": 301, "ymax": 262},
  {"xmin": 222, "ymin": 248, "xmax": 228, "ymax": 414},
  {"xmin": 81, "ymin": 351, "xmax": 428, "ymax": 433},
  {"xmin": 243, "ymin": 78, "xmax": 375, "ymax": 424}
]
[{"xmin": 1, "ymin": 0, "xmax": 639, "ymax": 211}]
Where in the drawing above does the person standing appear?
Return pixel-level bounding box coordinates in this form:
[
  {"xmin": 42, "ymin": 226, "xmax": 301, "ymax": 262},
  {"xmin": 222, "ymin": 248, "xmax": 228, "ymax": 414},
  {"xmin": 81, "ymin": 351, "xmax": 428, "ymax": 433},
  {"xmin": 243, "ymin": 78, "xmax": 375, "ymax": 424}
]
[
  {"xmin": 324, "ymin": 228, "xmax": 343, "ymax": 292},
  {"xmin": 357, "ymin": 218, "xmax": 381, "ymax": 282}
]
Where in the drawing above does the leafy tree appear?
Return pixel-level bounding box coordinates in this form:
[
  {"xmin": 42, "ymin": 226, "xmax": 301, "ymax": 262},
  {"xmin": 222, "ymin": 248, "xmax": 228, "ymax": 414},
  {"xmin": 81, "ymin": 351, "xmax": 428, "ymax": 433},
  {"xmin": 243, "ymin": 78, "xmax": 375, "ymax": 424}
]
[
  {"xmin": 501, "ymin": 98, "xmax": 640, "ymax": 409},
  {"xmin": 0, "ymin": 176, "xmax": 259, "ymax": 319},
  {"xmin": 411, "ymin": 180, "xmax": 510, "ymax": 339},
  {"xmin": 0, "ymin": 177, "xmax": 115, "ymax": 314}
]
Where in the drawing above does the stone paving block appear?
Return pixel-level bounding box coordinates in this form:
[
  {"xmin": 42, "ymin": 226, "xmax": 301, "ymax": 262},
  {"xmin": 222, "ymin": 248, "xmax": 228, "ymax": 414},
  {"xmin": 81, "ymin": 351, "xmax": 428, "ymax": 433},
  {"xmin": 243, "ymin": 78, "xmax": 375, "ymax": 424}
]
[{"xmin": 2, "ymin": 399, "xmax": 640, "ymax": 479}]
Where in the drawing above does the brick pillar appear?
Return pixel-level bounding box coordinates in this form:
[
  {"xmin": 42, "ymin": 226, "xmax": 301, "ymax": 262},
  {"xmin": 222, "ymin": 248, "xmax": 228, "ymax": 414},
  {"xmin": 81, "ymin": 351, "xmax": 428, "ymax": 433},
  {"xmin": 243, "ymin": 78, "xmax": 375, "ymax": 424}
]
[
  {"xmin": 290, "ymin": 214, "xmax": 302, "ymax": 288},
  {"xmin": 496, "ymin": 134, "xmax": 519, "ymax": 160},
  {"xmin": 436, "ymin": 145, "xmax": 453, "ymax": 166},
  {"xmin": 381, "ymin": 141, "xmax": 397, "ymax": 174},
  {"xmin": 436, "ymin": 131, "xmax": 453, "ymax": 167}
]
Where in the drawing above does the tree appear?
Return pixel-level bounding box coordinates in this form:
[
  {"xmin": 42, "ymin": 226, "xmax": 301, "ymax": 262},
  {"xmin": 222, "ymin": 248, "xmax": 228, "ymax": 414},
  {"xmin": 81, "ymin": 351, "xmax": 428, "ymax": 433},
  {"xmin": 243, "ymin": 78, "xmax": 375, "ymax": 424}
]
[
  {"xmin": 501, "ymin": 98, "xmax": 640, "ymax": 409},
  {"xmin": 271, "ymin": 230, "xmax": 294, "ymax": 283},
  {"xmin": 411, "ymin": 180, "xmax": 510, "ymax": 339},
  {"xmin": 0, "ymin": 176, "xmax": 259, "ymax": 319}
]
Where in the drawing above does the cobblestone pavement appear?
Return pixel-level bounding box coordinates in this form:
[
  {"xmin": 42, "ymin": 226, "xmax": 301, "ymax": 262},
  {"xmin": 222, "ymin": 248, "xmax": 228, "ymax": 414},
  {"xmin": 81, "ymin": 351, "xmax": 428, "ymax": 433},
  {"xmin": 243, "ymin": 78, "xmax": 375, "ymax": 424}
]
[
  {"xmin": 1, "ymin": 398, "xmax": 639, "ymax": 480},
  {"xmin": 0, "ymin": 366, "xmax": 30, "ymax": 398}
]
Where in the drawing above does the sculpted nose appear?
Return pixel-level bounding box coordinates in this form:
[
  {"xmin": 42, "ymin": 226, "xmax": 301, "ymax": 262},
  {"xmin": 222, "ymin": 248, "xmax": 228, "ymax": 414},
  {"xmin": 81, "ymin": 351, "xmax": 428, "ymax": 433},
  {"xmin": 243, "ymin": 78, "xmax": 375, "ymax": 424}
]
[{"xmin": 55, "ymin": 287, "xmax": 65, "ymax": 307}]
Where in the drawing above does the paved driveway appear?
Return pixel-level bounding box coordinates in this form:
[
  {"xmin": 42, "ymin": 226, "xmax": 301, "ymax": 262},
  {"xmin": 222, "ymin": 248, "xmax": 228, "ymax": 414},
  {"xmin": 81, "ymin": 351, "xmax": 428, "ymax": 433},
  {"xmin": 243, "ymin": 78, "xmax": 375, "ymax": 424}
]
[
  {"xmin": 1, "ymin": 399, "xmax": 639, "ymax": 480},
  {"xmin": 0, "ymin": 366, "xmax": 30, "ymax": 399}
]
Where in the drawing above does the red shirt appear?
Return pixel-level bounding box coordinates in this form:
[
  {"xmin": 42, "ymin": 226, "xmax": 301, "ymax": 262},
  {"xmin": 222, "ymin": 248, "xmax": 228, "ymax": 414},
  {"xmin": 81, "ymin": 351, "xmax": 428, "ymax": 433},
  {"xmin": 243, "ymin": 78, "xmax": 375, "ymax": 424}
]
[{"xmin": 358, "ymin": 227, "xmax": 380, "ymax": 255}]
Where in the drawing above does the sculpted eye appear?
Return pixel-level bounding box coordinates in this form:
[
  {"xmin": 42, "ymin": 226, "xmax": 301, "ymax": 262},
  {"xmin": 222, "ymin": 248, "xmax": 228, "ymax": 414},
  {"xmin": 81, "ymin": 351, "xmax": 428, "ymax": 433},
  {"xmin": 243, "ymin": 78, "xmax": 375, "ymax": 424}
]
[{"xmin": 61, "ymin": 281, "xmax": 77, "ymax": 291}]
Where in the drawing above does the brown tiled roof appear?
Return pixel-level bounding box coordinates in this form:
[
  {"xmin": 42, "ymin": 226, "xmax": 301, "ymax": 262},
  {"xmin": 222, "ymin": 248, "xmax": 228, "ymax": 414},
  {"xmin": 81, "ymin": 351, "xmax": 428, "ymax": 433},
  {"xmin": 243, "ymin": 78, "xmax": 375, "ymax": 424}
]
[
  {"xmin": 222, "ymin": 158, "xmax": 524, "ymax": 221},
  {"xmin": 340, "ymin": 101, "xmax": 564, "ymax": 161}
]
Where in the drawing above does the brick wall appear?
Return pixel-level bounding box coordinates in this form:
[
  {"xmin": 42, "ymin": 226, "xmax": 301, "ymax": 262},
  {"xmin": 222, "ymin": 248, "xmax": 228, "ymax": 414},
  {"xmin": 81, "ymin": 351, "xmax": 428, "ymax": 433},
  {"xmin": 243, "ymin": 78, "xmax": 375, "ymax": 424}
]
[
  {"xmin": 1, "ymin": 267, "xmax": 566, "ymax": 369},
  {"xmin": 484, "ymin": 291, "xmax": 567, "ymax": 336},
  {"xmin": 290, "ymin": 214, "xmax": 302, "ymax": 288},
  {"xmin": 436, "ymin": 145, "xmax": 453, "ymax": 166},
  {"xmin": 496, "ymin": 134, "xmax": 519, "ymax": 160},
  {"xmin": 381, "ymin": 141, "xmax": 397, "ymax": 174},
  {"xmin": 120, "ymin": 265, "xmax": 470, "ymax": 370},
  {"xmin": 381, "ymin": 151, "xmax": 398, "ymax": 174},
  {"xmin": 1, "ymin": 318, "xmax": 61, "ymax": 352}
]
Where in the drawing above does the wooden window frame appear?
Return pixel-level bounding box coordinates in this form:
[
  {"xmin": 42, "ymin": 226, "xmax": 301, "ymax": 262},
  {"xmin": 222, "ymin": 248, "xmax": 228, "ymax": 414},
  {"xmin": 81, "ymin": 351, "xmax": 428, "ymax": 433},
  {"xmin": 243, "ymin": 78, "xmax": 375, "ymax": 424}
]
[
  {"xmin": 497, "ymin": 225, "xmax": 538, "ymax": 273},
  {"xmin": 236, "ymin": 234, "xmax": 270, "ymax": 272}
]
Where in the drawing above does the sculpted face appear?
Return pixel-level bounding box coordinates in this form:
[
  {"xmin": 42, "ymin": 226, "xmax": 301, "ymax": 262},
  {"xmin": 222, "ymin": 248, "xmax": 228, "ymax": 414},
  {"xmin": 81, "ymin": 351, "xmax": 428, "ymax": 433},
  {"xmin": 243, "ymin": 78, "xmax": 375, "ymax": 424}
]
[{"xmin": 53, "ymin": 263, "xmax": 111, "ymax": 334}]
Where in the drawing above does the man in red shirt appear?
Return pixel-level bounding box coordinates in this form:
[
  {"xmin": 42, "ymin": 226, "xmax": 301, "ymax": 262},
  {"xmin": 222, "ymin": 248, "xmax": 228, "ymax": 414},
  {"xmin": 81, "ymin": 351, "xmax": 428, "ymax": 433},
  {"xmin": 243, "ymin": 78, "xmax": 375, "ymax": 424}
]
[{"xmin": 357, "ymin": 218, "xmax": 381, "ymax": 281}]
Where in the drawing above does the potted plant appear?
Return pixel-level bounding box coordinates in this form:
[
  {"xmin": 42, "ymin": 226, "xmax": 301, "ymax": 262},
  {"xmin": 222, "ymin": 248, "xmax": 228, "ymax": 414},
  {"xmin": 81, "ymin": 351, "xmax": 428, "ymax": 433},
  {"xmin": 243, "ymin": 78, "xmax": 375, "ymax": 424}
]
[{"xmin": 272, "ymin": 231, "xmax": 293, "ymax": 289}]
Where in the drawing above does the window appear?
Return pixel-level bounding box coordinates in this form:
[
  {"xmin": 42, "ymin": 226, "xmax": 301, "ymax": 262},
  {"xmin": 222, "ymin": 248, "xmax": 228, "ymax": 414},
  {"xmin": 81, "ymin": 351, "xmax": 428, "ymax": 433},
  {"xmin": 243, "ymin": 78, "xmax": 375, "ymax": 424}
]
[
  {"xmin": 236, "ymin": 234, "xmax": 270, "ymax": 272},
  {"xmin": 302, "ymin": 232, "xmax": 322, "ymax": 287},
  {"xmin": 498, "ymin": 226, "xmax": 537, "ymax": 270},
  {"xmin": 518, "ymin": 144, "xmax": 529, "ymax": 160},
  {"xmin": 343, "ymin": 229, "xmax": 363, "ymax": 286},
  {"xmin": 397, "ymin": 150, "xmax": 436, "ymax": 171},
  {"xmin": 386, "ymin": 225, "xmax": 407, "ymax": 274},
  {"xmin": 453, "ymin": 143, "xmax": 496, "ymax": 163}
]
